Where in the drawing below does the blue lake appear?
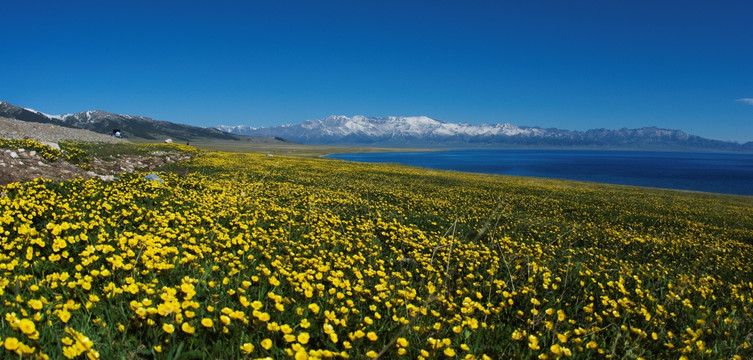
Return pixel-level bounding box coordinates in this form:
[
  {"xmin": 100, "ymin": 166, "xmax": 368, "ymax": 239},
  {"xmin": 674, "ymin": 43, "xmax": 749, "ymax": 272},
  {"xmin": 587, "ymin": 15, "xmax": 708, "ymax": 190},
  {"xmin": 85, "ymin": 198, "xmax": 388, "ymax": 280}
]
[{"xmin": 326, "ymin": 149, "xmax": 753, "ymax": 196}]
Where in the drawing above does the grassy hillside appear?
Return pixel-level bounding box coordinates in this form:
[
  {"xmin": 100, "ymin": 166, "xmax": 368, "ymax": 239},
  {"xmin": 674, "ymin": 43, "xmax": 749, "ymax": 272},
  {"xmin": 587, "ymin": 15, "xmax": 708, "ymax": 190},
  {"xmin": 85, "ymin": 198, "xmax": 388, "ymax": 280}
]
[{"xmin": 1, "ymin": 146, "xmax": 752, "ymax": 359}]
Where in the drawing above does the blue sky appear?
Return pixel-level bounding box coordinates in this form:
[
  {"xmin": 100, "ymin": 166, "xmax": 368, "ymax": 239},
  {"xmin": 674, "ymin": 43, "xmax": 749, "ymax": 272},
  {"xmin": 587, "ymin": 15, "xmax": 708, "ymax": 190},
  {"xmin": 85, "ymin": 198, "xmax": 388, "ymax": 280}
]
[{"xmin": 2, "ymin": 0, "xmax": 752, "ymax": 142}]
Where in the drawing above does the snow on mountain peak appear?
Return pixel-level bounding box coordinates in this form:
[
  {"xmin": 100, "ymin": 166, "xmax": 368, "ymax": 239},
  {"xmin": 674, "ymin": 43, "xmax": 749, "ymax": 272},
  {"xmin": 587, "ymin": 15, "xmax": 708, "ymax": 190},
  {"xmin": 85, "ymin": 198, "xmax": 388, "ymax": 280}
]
[
  {"xmin": 295, "ymin": 115, "xmax": 537, "ymax": 138},
  {"xmin": 218, "ymin": 115, "xmax": 543, "ymax": 140},
  {"xmin": 22, "ymin": 106, "xmax": 64, "ymax": 121},
  {"xmin": 216, "ymin": 124, "xmax": 258, "ymax": 132}
]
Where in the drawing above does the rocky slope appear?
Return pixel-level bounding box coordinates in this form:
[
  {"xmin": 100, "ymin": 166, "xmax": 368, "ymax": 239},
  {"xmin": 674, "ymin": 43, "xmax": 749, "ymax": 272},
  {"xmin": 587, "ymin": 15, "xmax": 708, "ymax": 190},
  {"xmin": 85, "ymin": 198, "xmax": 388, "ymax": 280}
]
[
  {"xmin": 0, "ymin": 116, "xmax": 126, "ymax": 144},
  {"xmin": 0, "ymin": 116, "xmax": 193, "ymax": 185}
]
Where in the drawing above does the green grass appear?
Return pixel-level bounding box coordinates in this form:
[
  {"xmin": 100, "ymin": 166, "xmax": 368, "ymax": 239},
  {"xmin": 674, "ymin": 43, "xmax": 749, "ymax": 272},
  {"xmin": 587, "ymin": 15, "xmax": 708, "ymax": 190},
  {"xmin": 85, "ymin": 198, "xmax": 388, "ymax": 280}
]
[
  {"xmin": 70, "ymin": 142, "xmax": 202, "ymax": 158},
  {"xmin": 188, "ymin": 139, "xmax": 438, "ymax": 157},
  {"xmin": 0, "ymin": 146, "xmax": 751, "ymax": 359}
]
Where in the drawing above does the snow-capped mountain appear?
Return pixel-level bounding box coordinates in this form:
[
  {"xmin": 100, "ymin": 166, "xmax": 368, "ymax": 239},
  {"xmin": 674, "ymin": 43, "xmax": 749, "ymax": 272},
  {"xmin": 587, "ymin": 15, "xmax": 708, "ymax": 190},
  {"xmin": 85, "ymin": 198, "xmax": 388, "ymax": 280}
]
[
  {"xmin": 218, "ymin": 115, "xmax": 752, "ymax": 151},
  {"xmin": 219, "ymin": 115, "xmax": 544, "ymax": 140}
]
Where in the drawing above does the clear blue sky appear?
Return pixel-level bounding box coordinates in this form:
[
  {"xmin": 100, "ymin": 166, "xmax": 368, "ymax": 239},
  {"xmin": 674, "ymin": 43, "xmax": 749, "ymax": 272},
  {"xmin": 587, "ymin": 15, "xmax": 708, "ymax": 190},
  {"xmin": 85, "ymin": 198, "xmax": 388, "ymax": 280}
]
[{"xmin": 2, "ymin": 0, "xmax": 752, "ymax": 142}]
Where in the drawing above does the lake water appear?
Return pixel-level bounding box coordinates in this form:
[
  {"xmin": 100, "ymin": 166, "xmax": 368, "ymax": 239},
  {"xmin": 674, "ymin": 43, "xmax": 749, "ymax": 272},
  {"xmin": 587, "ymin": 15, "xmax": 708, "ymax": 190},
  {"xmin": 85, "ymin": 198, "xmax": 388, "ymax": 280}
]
[{"xmin": 326, "ymin": 149, "xmax": 753, "ymax": 196}]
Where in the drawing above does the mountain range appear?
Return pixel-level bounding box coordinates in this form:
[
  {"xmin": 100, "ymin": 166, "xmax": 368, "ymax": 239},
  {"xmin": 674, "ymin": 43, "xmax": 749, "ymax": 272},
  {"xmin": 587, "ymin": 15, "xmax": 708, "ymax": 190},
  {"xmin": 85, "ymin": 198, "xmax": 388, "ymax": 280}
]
[
  {"xmin": 219, "ymin": 115, "xmax": 753, "ymax": 151},
  {"xmin": 2, "ymin": 101, "xmax": 750, "ymax": 152},
  {"xmin": 0, "ymin": 101, "xmax": 240, "ymax": 142}
]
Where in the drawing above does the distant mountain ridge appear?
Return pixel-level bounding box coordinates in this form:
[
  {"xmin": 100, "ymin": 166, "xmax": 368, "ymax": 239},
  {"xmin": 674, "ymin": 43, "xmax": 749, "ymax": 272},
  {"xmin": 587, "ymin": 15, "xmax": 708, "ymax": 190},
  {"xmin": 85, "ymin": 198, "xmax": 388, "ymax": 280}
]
[
  {"xmin": 0, "ymin": 101, "xmax": 238, "ymax": 142},
  {"xmin": 3, "ymin": 101, "xmax": 750, "ymax": 151},
  {"xmin": 219, "ymin": 115, "xmax": 753, "ymax": 151}
]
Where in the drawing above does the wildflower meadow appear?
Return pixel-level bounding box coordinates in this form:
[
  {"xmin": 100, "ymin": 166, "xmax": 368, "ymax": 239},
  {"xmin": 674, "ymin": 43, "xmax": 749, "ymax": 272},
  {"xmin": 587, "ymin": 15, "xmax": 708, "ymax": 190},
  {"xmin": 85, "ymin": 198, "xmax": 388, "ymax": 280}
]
[{"xmin": 1, "ymin": 142, "xmax": 752, "ymax": 359}]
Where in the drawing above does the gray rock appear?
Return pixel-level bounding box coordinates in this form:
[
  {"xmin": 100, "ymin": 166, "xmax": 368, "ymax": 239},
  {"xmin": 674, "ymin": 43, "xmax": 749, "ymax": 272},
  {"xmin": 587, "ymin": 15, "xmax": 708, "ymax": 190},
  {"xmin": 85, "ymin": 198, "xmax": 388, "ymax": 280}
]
[
  {"xmin": 39, "ymin": 141, "xmax": 60, "ymax": 150},
  {"xmin": 9, "ymin": 152, "xmax": 18, "ymax": 159},
  {"xmin": 143, "ymin": 174, "xmax": 163, "ymax": 183}
]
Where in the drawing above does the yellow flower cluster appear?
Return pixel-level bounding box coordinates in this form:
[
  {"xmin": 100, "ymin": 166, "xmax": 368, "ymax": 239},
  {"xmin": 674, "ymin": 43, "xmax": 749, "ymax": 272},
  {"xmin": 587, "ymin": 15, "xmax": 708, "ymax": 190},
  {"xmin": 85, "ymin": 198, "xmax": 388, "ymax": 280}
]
[
  {"xmin": 0, "ymin": 138, "xmax": 74, "ymax": 163},
  {"xmin": 0, "ymin": 150, "xmax": 751, "ymax": 359},
  {"xmin": 61, "ymin": 328, "xmax": 99, "ymax": 359}
]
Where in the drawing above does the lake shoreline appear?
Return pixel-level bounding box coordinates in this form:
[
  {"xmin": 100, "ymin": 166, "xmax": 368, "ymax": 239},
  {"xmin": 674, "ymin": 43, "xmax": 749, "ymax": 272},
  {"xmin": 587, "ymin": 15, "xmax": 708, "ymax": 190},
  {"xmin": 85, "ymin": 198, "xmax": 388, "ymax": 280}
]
[{"xmin": 326, "ymin": 148, "xmax": 753, "ymax": 196}]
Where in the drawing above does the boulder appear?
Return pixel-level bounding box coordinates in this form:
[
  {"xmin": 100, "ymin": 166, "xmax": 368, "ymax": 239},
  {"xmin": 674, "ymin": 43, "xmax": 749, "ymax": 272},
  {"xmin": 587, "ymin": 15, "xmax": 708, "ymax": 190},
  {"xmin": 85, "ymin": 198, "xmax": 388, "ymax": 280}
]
[
  {"xmin": 39, "ymin": 141, "xmax": 60, "ymax": 150},
  {"xmin": 143, "ymin": 173, "xmax": 163, "ymax": 183}
]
